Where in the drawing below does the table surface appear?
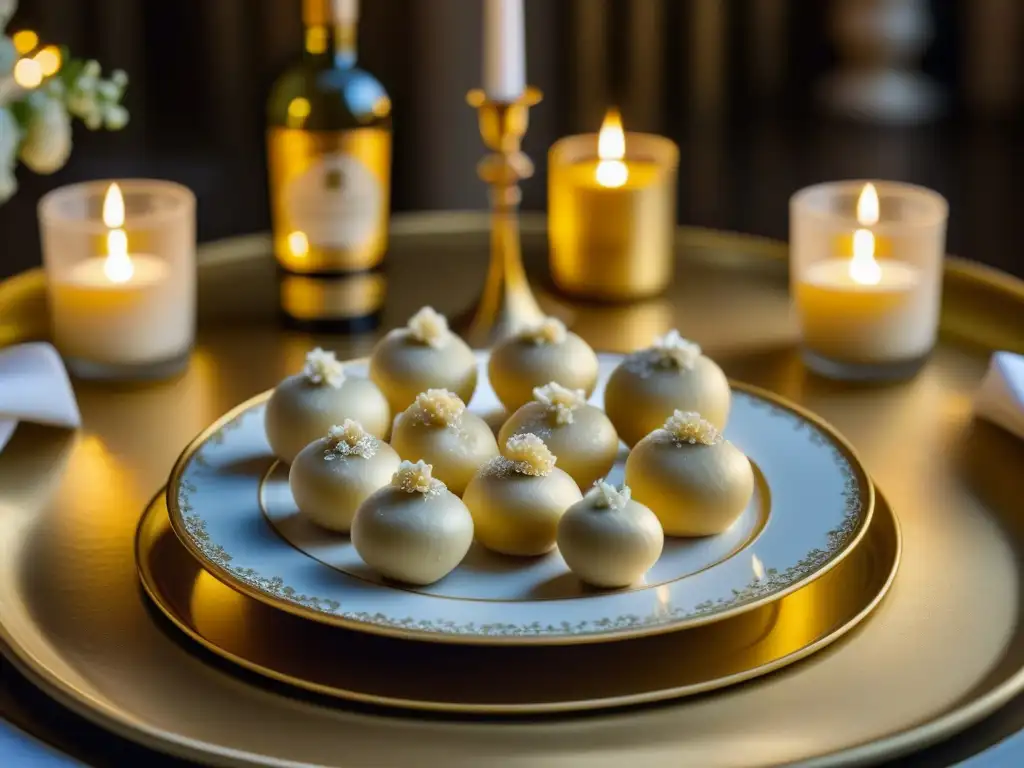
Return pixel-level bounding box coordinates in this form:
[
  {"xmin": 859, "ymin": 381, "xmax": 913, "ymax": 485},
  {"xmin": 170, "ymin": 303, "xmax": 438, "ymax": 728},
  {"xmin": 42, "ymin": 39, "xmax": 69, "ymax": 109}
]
[{"xmin": 3, "ymin": 219, "xmax": 1024, "ymax": 768}]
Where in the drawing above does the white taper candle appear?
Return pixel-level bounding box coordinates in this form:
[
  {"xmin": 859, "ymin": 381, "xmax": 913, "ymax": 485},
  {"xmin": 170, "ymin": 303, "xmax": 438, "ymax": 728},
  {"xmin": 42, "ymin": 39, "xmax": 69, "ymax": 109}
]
[{"xmin": 483, "ymin": 0, "xmax": 526, "ymax": 101}]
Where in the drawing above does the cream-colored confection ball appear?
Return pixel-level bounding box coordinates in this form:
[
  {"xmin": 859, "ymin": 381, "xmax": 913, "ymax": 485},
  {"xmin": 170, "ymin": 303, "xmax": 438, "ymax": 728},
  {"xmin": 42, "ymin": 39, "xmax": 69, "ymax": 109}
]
[
  {"xmin": 288, "ymin": 420, "xmax": 401, "ymax": 533},
  {"xmin": 369, "ymin": 306, "xmax": 478, "ymax": 414},
  {"xmin": 463, "ymin": 433, "xmax": 582, "ymax": 556},
  {"xmin": 265, "ymin": 347, "xmax": 391, "ymax": 464},
  {"xmin": 604, "ymin": 330, "xmax": 730, "ymax": 447},
  {"xmin": 390, "ymin": 389, "xmax": 499, "ymax": 496},
  {"xmin": 497, "ymin": 382, "xmax": 619, "ymax": 490},
  {"xmin": 488, "ymin": 317, "xmax": 599, "ymax": 414},
  {"xmin": 351, "ymin": 460, "xmax": 474, "ymax": 585},
  {"xmin": 557, "ymin": 482, "xmax": 664, "ymax": 589},
  {"xmin": 625, "ymin": 410, "xmax": 754, "ymax": 537}
]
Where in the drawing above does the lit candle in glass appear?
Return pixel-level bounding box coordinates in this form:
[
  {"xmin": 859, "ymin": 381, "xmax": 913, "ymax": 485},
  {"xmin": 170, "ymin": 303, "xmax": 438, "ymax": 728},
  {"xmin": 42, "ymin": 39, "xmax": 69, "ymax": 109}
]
[
  {"xmin": 40, "ymin": 179, "xmax": 196, "ymax": 380},
  {"xmin": 791, "ymin": 180, "xmax": 948, "ymax": 381},
  {"xmin": 548, "ymin": 110, "xmax": 679, "ymax": 300}
]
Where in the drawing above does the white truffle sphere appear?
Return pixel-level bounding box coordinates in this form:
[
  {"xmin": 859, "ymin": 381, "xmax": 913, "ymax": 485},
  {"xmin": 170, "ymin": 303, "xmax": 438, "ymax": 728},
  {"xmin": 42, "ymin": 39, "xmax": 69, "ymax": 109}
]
[
  {"xmin": 351, "ymin": 461, "xmax": 474, "ymax": 585},
  {"xmin": 557, "ymin": 484, "xmax": 664, "ymax": 588},
  {"xmin": 369, "ymin": 307, "xmax": 478, "ymax": 414},
  {"xmin": 604, "ymin": 332, "xmax": 730, "ymax": 447},
  {"xmin": 288, "ymin": 425, "xmax": 401, "ymax": 533},
  {"xmin": 390, "ymin": 390, "xmax": 499, "ymax": 496},
  {"xmin": 463, "ymin": 434, "xmax": 583, "ymax": 556},
  {"xmin": 264, "ymin": 374, "xmax": 391, "ymax": 464},
  {"xmin": 488, "ymin": 317, "xmax": 599, "ymax": 414},
  {"xmin": 497, "ymin": 384, "xmax": 618, "ymax": 490},
  {"xmin": 625, "ymin": 411, "xmax": 754, "ymax": 537}
]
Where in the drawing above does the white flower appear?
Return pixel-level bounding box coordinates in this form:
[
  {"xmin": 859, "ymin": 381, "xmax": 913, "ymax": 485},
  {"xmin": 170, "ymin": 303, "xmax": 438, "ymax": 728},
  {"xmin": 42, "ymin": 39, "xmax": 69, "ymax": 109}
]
[
  {"xmin": 96, "ymin": 79, "xmax": 120, "ymax": 101},
  {"xmin": 0, "ymin": 1, "xmax": 18, "ymax": 32},
  {"xmin": 0, "ymin": 104, "xmax": 18, "ymax": 165},
  {"xmin": 43, "ymin": 77, "xmax": 65, "ymax": 98},
  {"xmin": 83, "ymin": 107, "xmax": 103, "ymax": 130},
  {"xmin": 81, "ymin": 60, "xmax": 101, "ymax": 79},
  {"xmin": 19, "ymin": 95, "xmax": 72, "ymax": 174},
  {"xmin": 111, "ymin": 69, "xmax": 128, "ymax": 88},
  {"xmin": 0, "ymin": 163, "xmax": 16, "ymax": 203},
  {"xmin": 103, "ymin": 104, "xmax": 128, "ymax": 130},
  {"xmin": 0, "ymin": 36, "xmax": 15, "ymax": 78},
  {"xmin": 0, "ymin": 104, "xmax": 20, "ymax": 200},
  {"xmin": 66, "ymin": 89, "xmax": 98, "ymax": 120}
]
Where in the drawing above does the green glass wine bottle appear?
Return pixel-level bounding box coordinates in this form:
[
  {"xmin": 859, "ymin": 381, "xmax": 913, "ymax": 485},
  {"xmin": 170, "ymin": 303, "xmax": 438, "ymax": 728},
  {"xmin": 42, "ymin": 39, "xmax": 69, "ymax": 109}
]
[{"xmin": 267, "ymin": 0, "xmax": 392, "ymax": 278}]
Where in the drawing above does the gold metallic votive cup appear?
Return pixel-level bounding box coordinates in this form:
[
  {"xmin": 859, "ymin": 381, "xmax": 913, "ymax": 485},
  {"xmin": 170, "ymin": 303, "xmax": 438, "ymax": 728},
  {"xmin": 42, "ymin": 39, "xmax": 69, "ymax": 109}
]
[{"xmin": 548, "ymin": 133, "xmax": 678, "ymax": 301}]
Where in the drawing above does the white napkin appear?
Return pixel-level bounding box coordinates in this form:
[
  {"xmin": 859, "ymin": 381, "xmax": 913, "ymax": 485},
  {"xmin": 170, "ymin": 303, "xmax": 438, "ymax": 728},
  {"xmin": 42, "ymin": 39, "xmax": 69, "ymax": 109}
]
[
  {"xmin": 974, "ymin": 351, "xmax": 1024, "ymax": 442},
  {"xmin": 0, "ymin": 343, "xmax": 81, "ymax": 453}
]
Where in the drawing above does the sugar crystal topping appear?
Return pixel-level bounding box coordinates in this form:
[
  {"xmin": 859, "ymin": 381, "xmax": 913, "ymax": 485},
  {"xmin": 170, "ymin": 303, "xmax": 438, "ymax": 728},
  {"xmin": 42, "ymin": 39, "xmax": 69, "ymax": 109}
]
[
  {"xmin": 521, "ymin": 316, "xmax": 567, "ymax": 345},
  {"xmin": 588, "ymin": 481, "xmax": 632, "ymax": 510},
  {"xmin": 303, "ymin": 347, "xmax": 345, "ymax": 388},
  {"xmin": 662, "ymin": 410, "xmax": 722, "ymax": 446},
  {"xmin": 324, "ymin": 419, "xmax": 377, "ymax": 460},
  {"xmin": 532, "ymin": 382, "xmax": 587, "ymax": 425},
  {"xmin": 407, "ymin": 306, "xmax": 450, "ymax": 348},
  {"xmin": 503, "ymin": 433, "xmax": 556, "ymax": 477},
  {"xmin": 391, "ymin": 460, "xmax": 446, "ymax": 494},
  {"xmin": 411, "ymin": 388, "xmax": 466, "ymax": 427},
  {"xmin": 650, "ymin": 330, "xmax": 702, "ymax": 370}
]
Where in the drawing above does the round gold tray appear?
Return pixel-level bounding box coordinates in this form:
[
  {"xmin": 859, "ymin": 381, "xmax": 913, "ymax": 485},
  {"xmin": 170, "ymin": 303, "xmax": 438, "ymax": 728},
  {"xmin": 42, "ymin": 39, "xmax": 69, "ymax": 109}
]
[
  {"xmin": 2, "ymin": 214, "xmax": 1024, "ymax": 766},
  {"xmin": 138, "ymin": 486, "xmax": 898, "ymax": 713}
]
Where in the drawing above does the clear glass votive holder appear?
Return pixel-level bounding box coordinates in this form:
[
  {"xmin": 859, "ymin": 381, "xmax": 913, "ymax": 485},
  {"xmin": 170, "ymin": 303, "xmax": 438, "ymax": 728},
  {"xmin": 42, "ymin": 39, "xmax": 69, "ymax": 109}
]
[
  {"xmin": 39, "ymin": 179, "xmax": 197, "ymax": 381},
  {"xmin": 790, "ymin": 180, "xmax": 948, "ymax": 382},
  {"xmin": 548, "ymin": 132, "xmax": 678, "ymax": 301}
]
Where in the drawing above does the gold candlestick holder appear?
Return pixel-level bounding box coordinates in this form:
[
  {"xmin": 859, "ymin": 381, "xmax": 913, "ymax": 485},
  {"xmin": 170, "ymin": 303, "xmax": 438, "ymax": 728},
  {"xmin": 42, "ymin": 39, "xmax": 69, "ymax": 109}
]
[{"xmin": 457, "ymin": 87, "xmax": 545, "ymax": 348}]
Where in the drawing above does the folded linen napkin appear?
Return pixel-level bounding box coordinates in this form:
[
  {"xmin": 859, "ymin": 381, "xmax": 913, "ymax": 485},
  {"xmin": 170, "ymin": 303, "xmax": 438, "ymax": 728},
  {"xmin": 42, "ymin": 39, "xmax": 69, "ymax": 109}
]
[
  {"xmin": 0, "ymin": 343, "xmax": 81, "ymax": 453},
  {"xmin": 974, "ymin": 351, "xmax": 1024, "ymax": 442}
]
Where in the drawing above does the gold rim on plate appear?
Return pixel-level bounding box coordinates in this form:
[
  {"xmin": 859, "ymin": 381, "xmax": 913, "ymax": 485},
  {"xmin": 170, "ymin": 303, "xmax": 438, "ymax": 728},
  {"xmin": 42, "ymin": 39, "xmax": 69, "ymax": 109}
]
[
  {"xmin": 139, "ymin": 485, "xmax": 898, "ymax": 714},
  {"xmin": 163, "ymin": 367, "xmax": 875, "ymax": 645}
]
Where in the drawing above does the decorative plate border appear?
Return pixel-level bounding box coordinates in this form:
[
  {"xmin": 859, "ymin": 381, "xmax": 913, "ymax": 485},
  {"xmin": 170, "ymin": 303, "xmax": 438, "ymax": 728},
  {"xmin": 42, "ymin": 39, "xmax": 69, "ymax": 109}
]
[{"xmin": 166, "ymin": 363, "xmax": 874, "ymax": 645}]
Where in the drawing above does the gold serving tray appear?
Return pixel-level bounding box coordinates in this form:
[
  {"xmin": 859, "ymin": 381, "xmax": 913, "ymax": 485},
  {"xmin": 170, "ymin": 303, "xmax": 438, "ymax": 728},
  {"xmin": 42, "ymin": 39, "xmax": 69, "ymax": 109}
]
[
  {"xmin": 138, "ymin": 486, "xmax": 898, "ymax": 713},
  {"xmin": 2, "ymin": 214, "xmax": 1024, "ymax": 766}
]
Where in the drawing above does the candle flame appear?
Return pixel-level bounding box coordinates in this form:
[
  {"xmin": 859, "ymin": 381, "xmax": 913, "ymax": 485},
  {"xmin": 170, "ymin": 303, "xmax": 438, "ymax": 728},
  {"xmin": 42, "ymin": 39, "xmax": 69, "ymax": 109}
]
[
  {"xmin": 102, "ymin": 183, "xmax": 125, "ymax": 228},
  {"xmin": 596, "ymin": 108, "xmax": 628, "ymax": 188},
  {"xmin": 102, "ymin": 183, "xmax": 133, "ymax": 283},
  {"xmin": 288, "ymin": 230, "xmax": 309, "ymax": 258},
  {"xmin": 857, "ymin": 183, "xmax": 879, "ymax": 226},
  {"xmin": 849, "ymin": 229, "xmax": 881, "ymax": 286}
]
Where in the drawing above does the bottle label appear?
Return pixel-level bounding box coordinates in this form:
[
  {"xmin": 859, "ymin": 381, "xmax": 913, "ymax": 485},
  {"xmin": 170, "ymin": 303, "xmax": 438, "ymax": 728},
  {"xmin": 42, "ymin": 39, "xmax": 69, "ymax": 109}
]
[{"xmin": 267, "ymin": 127, "xmax": 390, "ymax": 273}]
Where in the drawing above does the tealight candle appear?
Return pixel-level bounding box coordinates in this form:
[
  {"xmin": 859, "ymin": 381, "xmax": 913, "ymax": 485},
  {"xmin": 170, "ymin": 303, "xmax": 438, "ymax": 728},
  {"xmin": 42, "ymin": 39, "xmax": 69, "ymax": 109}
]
[
  {"xmin": 39, "ymin": 180, "xmax": 196, "ymax": 380},
  {"xmin": 790, "ymin": 180, "xmax": 948, "ymax": 381},
  {"xmin": 549, "ymin": 109, "xmax": 678, "ymax": 301}
]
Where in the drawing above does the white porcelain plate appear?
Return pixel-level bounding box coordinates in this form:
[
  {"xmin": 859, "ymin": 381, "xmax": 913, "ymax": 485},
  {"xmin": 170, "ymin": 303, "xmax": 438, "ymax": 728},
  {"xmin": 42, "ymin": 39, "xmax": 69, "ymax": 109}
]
[{"xmin": 167, "ymin": 354, "xmax": 873, "ymax": 645}]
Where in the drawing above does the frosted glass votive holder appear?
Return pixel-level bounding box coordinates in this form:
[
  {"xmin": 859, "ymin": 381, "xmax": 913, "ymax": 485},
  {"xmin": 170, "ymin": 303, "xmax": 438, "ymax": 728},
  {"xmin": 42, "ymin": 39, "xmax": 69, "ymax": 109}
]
[
  {"xmin": 790, "ymin": 180, "xmax": 948, "ymax": 381},
  {"xmin": 39, "ymin": 179, "xmax": 197, "ymax": 381}
]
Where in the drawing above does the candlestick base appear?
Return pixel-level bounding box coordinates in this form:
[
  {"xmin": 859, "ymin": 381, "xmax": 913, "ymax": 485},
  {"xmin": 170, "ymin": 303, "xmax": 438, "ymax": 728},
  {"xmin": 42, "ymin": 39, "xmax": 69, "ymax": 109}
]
[
  {"xmin": 801, "ymin": 347, "xmax": 930, "ymax": 383},
  {"xmin": 64, "ymin": 349, "xmax": 191, "ymax": 383},
  {"xmin": 457, "ymin": 87, "xmax": 545, "ymax": 349}
]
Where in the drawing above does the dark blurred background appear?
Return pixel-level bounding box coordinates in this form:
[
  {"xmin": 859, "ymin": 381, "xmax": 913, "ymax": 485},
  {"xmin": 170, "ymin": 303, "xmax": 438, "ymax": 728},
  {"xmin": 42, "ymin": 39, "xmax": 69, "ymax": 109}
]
[{"xmin": 1, "ymin": 0, "xmax": 1022, "ymax": 278}]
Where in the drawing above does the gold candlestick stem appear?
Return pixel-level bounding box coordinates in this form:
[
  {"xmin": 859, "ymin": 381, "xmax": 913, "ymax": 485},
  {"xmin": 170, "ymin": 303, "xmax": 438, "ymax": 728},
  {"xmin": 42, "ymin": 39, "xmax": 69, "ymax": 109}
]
[{"xmin": 458, "ymin": 87, "xmax": 545, "ymax": 348}]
